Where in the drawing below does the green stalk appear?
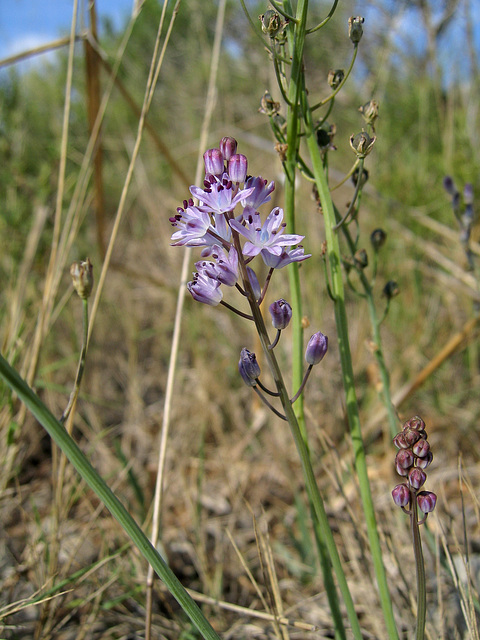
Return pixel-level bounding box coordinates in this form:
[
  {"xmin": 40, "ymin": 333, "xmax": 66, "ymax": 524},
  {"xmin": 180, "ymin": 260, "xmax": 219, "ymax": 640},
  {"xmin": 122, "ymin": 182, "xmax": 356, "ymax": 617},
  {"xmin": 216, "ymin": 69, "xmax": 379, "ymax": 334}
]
[
  {"xmin": 280, "ymin": 3, "xmax": 348, "ymax": 637},
  {"xmin": 232, "ymin": 232, "xmax": 362, "ymax": 640},
  {"xmin": 340, "ymin": 225, "xmax": 399, "ymax": 438},
  {"xmin": 303, "ymin": 99, "xmax": 400, "ymax": 640},
  {"xmin": 0, "ymin": 354, "xmax": 222, "ymax": 640},
  {"xmin": 282, "ymin": 0, "xmax": 307, "ymax": 436},
  {"xmin": 411, "ymin": 499, "xmax": 426, "ymax": 640}
]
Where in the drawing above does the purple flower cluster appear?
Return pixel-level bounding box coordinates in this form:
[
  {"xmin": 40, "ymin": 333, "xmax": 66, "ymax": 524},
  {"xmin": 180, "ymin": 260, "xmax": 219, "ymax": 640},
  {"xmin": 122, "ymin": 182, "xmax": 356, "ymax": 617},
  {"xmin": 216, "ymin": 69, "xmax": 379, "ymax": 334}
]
[
  {"xmin": 391, "ymin": 416, "xmax": 437, "ymax": 519},
  {"xmin": 169, "ymin": 137, "xmax": 311, "ymax": 305}
]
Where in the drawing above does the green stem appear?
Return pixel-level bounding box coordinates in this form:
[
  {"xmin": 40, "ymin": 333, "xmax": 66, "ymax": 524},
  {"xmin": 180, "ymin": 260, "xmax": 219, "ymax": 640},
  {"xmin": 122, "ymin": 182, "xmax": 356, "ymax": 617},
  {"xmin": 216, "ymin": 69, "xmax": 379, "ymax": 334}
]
[
  {"xmin": 411, "ymin": 497, "xmax": 426, "ymax": 640},
  {"xmin": 0, "ymin": 353, "xmax": 222, "ymax": 640},
  {"xmin": 232, "ymin": 227, "xmax": 361, "ymax": 640},
  {"xmin": 280, "ymin": 3, "xmax": 349, "ymax": 637},
  {"xmin": 340, "ymin": 224, "xmax": 399, "ymax": 439},
  {"xmin": 303, "ymin": 98, "xmax": 400, "ymax": 640}
]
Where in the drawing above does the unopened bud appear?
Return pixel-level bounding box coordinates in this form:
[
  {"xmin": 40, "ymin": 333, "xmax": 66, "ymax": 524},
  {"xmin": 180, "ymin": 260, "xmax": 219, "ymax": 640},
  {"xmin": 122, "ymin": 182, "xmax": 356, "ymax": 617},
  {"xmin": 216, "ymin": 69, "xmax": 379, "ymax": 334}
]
[
  {"xmin": 238, "ymin": 348, "xmax": 260, "ymax": 387},
  {"xmin": 219, "ymin": 136, "xmax": 237, "ymax": 161},
  {"xmin": 393, "ymin": 432, "xmax": 409, "ymax": 449},
  {"xmin": 464, "ymin": 183, "xmax": 474, "ymax": 206},
  {"xmin": 404, "ymin": 416, "xmax": 425, "ymax": 432},
  {"xmin": 204, "ymin": 148, "xmax": 224, "ymax": 176},
  {"xmin": 370, "ymin": 228, "xmax": 387, "ymax": 250},
  {"xmin": 269, "ymin": 299, "xmax": 292, "ymax": 330},
  {"xmin": 383, "ymin": 280, "xmax": 399, "ymax": 299},
  {"xmin": 328, "ymin": 69, "xmax": 344, "ymax": 89},
  {"xmin": 392, "ymin": 483, "xmax": 410, "ymax": 508},
  {"xmin": 408, "ymin": 467, "xmax": 426, "ymax": 490},
  {"xmin": 228, "ymin": 154, "xmax": 248, "ymax": 183},
  {"xmin": 348, "ymin": 16, "xmax": 364, "ymax": 44},
  {"xmin": 70, "ymin": 259, "xmax": 94, "ymax": 299},
  {"xmin": 395, "ymin": 449, "xmax": 414, "ymax": 472},
  {"xmin": 305, "ymin": 331, "xmax": 328, "ymax": 365},
  {"xmin": 416, "ymin": 451, "xmax": 433, "ymax": 470},
  {"xmin": 350, "ymin": 130, "xmax": 376, "ymax": 158},
  {"xmin": 443, "ymin": 175, "xmax": 457, "ymax": 196},
  {"xmin": 417, "ymin": 491, "xmax": 437, "ymax": 513},
  {"xmin": 413, "ymin": 438, "xmax": 430, "ymax": 458}
]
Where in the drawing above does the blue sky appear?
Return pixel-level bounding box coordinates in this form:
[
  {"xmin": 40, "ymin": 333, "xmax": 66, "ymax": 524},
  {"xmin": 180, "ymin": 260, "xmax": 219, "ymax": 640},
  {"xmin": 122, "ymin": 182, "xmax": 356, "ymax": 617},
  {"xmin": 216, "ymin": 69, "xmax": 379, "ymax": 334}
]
[{"xmin": 0, "ymin": 0, "xmax": 135, "ymax": 65}]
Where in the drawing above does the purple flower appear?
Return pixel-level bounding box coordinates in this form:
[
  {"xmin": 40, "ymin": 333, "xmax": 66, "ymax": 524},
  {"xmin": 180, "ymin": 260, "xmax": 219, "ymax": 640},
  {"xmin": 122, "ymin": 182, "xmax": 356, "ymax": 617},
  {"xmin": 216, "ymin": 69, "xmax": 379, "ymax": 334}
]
[
  {"xmin": 269, "ymin": 299, "xmax": 292, "ymax": 330},
  {"xmin": 203, "ymin": 148, "xmax": 225, "ymax": 177},
  {"xmin": 187, "ymin": 271, "xmax": 223, "ymax": 306},
  {"xmin": 262, "ymin": 246, "xmax": 311, "ymax": 269},
  {"xmin": 230, "ymin": 207, "xmax": 305, "ymax": 260},
  {"xmin": 241, "ymin": 176, "xmax": 275, "ymax": 213},
  {"xmin": 238, "ymin": 348, "xmax": 260, "ymax": 386},
  {"xmin": 195, "ymin": 246, "xmax": 239, "ymax": 287},
  {"xmin": 170, "ymin": 203, "xmax": 213, "ymax": 247},
  {"xmin": 228, "ymin": 154, "xmax": 248, "ymax": 183},
  {"xmin": 417, "ymin": 491, "xmax": 437, "ymax": 514},
  {"xmin": 219, "ymin": 137, "xmax": 237, "ymax": 161},
  {"xmin": 305, "ymin": 332, "xmax": 328, "ymax": 365},
  {"xmin": 190, "ymin": 174, "xmax": 255, "ymax": 215},
  {"xmin": 392, "ymin": 483, "xmax": 410, "ymax": 508}
]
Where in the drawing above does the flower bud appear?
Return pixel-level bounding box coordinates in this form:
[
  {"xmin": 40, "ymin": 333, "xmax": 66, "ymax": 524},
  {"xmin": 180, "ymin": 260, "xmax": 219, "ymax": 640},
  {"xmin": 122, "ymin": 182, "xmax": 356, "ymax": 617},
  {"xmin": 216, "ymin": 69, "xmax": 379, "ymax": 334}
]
[
  {"xmin": 204, "ymin": 148, "xmax": 224, "ymax": 176},
  {"xmin": 228, "ymin": 154, "xmax": 248, "ymax": 183},
  {"xmin": 370, "ymin": 228, "xmax": 387, "ymax": 250},
  {"xmin": 393, "ymin": 432, "xmax": 409, "ymax": 449},
  {"xmin": 395, "ymin": 449, "xmax": 414, "ymax": 472},
  {"xmin": 70, "ymin": 258, "xmax": 94, "ymax": 299},
  {"xmin": 403, "ymin": 428, "xmax": 422, "ymax": 447},
  {"xmin": 383, "ymin": 280, "xmax": 399, "ymax": 299},
  {"xmin": 358, "ymin": 100, "xmax": 379, "ymax": 127},
  {"xmin": 219, "ymin": 137, "xmax": 237, "ymax": 161},
  {"xmin": 327, "ymin": 69, "xmax": 344, "ymax": 89},
  {"xmin": 348, "ymin": 16, "xmax": 364, "ymax": 44},
  {"xmin": 416, "ymin": 451, "xmax": 433, "ymax": 470},
  {"xmin": 408, "ymin": 467, "xmax": 426, "ymax": 490},
  {"xmin": 238, "ymin": 348, "xmax": 260, "ymax": 386},
  {"xmin": 305, "ymin": 332, "xmax": 328, "ymax": 365},
  {"xmin": 350, "ymin": 130, "xmax": 376, "ymax": 158},
  {"xmin": 417, "ymin": 491, "xmax": 437, "ymax": 513},
  {"xmin": 404, "ymin": 415, "xmax": 425, "ymax": 432},
  {"xmin": 443, "ymin": 175, "xmax": 457, "ymax": 196},
  {"xmin": 260, "ymin": 9, "xmax": 282, "ymax": 37},
  {"xmin": 464, "ymin": 183, "xmax": 474, "ymax": 206},
  {"xmin": 392, "ymin": 484, "xmax": 410, "ymax": 508},
  {"xmin": 269, "ymin": 299, "xmax": 292, "ymax": 330},
  {"xmin": 413, "ymin": 438, "xmax": 430, "ymax": 458}
]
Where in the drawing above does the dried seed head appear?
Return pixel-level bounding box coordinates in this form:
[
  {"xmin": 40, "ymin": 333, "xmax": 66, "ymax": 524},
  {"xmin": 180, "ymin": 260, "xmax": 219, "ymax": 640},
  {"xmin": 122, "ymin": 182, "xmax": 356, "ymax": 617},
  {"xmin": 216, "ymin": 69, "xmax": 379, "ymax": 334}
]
[
  {"xmin": 348, "ymin": 16, "xmax": 365, "ymax": 44},
  {"xmin": 328, "ymin": 69, "xmax": 344, "ymax": 89},
  {"xmin": 70, "ymin": 259, "xmax": 94, "ymax": 299}
]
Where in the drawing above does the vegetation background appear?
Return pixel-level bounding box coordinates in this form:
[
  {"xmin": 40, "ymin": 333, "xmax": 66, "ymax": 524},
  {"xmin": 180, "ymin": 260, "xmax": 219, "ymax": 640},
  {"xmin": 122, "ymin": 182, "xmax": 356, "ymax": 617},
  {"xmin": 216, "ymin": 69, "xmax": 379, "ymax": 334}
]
[{"xmin": 0, "ymin": 0, "xmax": 479, "ymax": 638}]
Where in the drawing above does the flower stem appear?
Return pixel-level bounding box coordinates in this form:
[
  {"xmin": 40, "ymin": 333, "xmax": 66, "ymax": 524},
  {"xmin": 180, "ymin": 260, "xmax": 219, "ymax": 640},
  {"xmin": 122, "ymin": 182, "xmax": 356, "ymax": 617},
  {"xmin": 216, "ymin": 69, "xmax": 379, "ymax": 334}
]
[
  {"xmin": 411, "ymin": 497, "xmax": 426, "ymax": 640},
  {"xmin": 303, "ymin": 92, "xmax": 400, "ymax": 640}
]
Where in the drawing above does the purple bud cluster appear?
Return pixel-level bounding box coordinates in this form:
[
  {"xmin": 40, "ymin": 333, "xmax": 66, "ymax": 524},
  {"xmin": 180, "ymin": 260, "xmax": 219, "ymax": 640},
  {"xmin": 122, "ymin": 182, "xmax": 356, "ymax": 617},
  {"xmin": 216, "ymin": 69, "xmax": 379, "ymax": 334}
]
[
  {"xmin": 169, "ymin": 136, "xmax": 311, "ymax": 306},
  {"xmin": 392, "ymin": 416, "xmax": 437, "ymax": 519}
]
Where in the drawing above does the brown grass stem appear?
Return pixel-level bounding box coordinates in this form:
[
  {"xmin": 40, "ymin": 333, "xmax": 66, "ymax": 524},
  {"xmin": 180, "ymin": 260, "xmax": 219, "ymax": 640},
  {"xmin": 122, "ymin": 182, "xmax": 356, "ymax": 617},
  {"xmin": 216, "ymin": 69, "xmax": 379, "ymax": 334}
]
[{"xmin": 145, "ymin": 1, "xmax": 226, "ymax": 638}]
